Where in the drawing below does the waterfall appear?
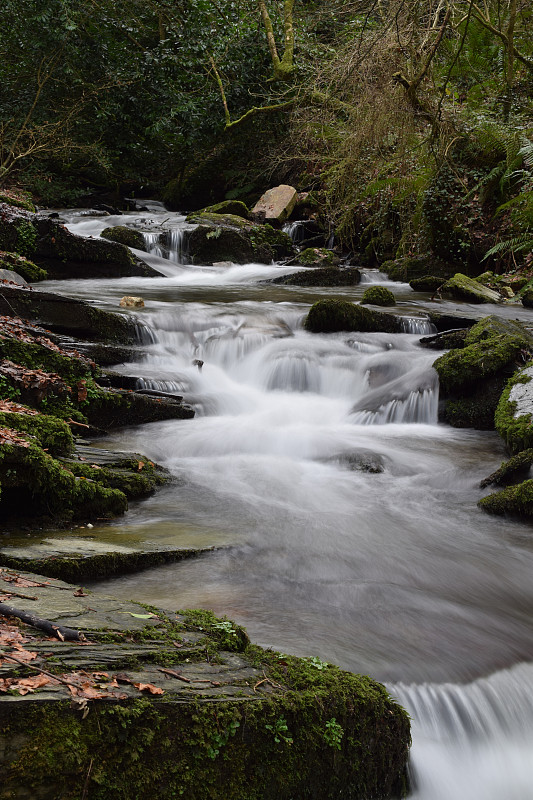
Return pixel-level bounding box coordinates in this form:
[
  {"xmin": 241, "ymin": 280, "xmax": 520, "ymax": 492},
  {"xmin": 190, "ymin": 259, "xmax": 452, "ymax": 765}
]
[
  {"xmin": 350, "ymin": 386, "xmax": 438, "ymax": 424},
  {"xmin": 142, "ymin": 227, "xmax": 189, "ymax": 264},
  {"xmin": 389, "ymin": 663, "xmax": 533, "ymax": 800},
  {"xmin": 282, "ymin": 221, "xmax": 307, "ymax": 243},
  {"xmin": 400, "ymin": 316, "xmax": 436, "ymax": 335}
]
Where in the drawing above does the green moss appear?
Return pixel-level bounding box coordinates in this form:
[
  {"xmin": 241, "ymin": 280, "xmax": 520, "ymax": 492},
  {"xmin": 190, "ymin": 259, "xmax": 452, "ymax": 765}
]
[
  {"xmin": 0, "ymin": 191, "xmax": 35, "ymax": 212},
  {"xmin": 409, "ymin": 275, "xmax": 445, "ymax": 292},
  {"xmin": 14, "ymin": 220, "xmax": 37, "ymax": 258},
  {"xmin": 201, "ymin": 200, "xmax": 249, "ymax": 218},
  {"xmin": 60, "ymin": 459, "xmax": 165, "ymax": 499},
  {"xmin": 273, "ymin": 267, "xmax": 360, "ymax": 287},
  {"xmin": 304, "ymin": 299, "xmax": 401, "ymax": 334},
  {"xmin": 296, "ymin": 247, "xmax": 338, "ymax": 267},
  {"xmin": 479, "ymin": 479, "xmax": 533, "ymax": 518},
  {"xmin": 381, "ymin": 255, "xmax": 455, "ymax": 282},
  {"xmin": 100, "ymin": 226, "xmax": 146, "ymax": 250},
  {"xmin": 494, "ymin": 367, "xmax": 533, "ymax": 454},
  {"xmin": 0, "ymin": 339, "xmax": 94, "ymax": 385},
  {"xmin": 441, "ymin": 273, "xmax": 501, "ymax": 304},
  {"xmin": 0, "ymin": 251, "xmax": 47, "ymax": 281},
  {"xmin": 434, "ymin": 334, "xmax": 529, "ymax": 394},
  {"xmin": 361, "ymin": 286, "xmax": 396, "ymax": 306},
  {"xmin": 181, "ymin": 609, "xmax": 250, "ymax": 653},
  {"xmin": 0, "ymin": 409, "xmax": 73, "ymax": 455},
  {"xmin": 480, "ymin": 448, "xmax": 533, "ymax": 488}
]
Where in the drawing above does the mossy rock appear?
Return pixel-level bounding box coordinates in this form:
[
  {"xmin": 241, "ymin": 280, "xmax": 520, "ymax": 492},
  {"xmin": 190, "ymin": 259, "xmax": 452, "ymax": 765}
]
[
  {"xmin": 272, "ymin": 267, "xmax": 360, "ymax": 287},
  {"xmin": 478, "ymin": 479, "xmax": 533, "ymax": 518},
  {"xmin": 186, "ymin": 213, "xmax": 294, "ymax": 265},
  {"xmin": 521, "ymin": 289, "xmax": 533, "ymax": 308},
  {"xmin": 201, "ymin": 200, "xmax": 249, "ymax": 218},
  {"xmin": 0, "ymin": 438, "xmax": 127, "ymax": 523},
  {"xmin": 381, "ymin": 255, "xmax": 456, "ymax": 282},
  {"xmin": 100, "ymin": 226, "xmax": 147, "ymax": 251},
  {"xmin": 495, "ymin": 365, "xmax": 533, "ymax": 454},
  {"xmin": 295, "ymin": 248, "xmax": 339, "ymax": 267},
  {"xmin": 0, "ymin": 190, "xmax": 35, "ymax": 212},
  {"xmin": 441, "ymin": 273, "xmax": 502, "ymax": 304},
  {"xmin": 510, "ymin": 276, "xmax": 530, "ymax": 292},
  {"xmin": 0, "ymin": 251, "xmax": 47, "ymax": 281},
  {"xmin": 304, "ymin": 299, "xmax": 402, "ymax": 334},
  {"xmin": 419, "ymin": 329, "xmax": 468, "ymax": 350},
  {"xmin": 441, "ymin": 378, "xmax": 505, "ymax": 429},
  {"xmin": 82, "ymin": 387, "xmax": 194, "ymax": 428},
  {"xmin": 480, "ymin": 448, "xmax": 533, "ymax": 488},
  {"xmin": 409, "ymin": 275, "xmax": 445, "ymax": 292},
  {"xmin": 361, "ymin": 286, "xmax": 396, "ymax": 306},
  {"xmin": 0, "ymin": 337, "xmax": 95, "ymax": 386},
  {"xmin": 0, "ymin": 409, "xmax": 73, "ymax": 456}
]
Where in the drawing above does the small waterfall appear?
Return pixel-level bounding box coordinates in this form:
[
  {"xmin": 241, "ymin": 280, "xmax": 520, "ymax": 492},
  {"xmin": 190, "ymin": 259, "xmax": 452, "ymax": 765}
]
[
  {"xmin": 282, "ymin": 221, "xmax": 307, "ymax": 243},
  {"xmin": 351, "ymin": 387, "xmax": 438, "ymax": 424},
  {"xmin": 141, "ymin": 226, "xmax": 189, "ymax": 264},
  {"xmin": 141, "ymin": 232, "xmax": 164, "ymax": 258},
  {"xmin": 133, "ymin": 320, "xmax": 158, "ymax": 345},
  {"xmin": 389, "ymin": 663, "xmax": 533, "ymax": 800},
  {"xmin": 359, "ymin": 270, "xmax": 392, "ymax": 284},
  {"xmin": 400, "ymin": 316, "xmax": 436, "ymax": 335}
]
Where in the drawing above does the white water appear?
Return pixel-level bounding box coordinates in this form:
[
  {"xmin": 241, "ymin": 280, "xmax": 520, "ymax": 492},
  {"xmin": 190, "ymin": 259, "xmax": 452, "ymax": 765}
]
[{"xmin": 49, "ymin": 210, "xmax": 533, "ymax": 799}]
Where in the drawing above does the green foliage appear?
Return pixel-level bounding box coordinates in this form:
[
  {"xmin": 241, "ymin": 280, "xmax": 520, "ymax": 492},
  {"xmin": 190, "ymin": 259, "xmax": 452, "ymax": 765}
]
[
  {"xmin": 361, "ymin": 286, "xmax": 396, "ymax": 306},
  {"xmin": 265, "ymin": 717, "xmax": 293, "ymax": 746},
  {"xmin": 324, "ymin": 718, "xmax": 344, "ymax": 750}
]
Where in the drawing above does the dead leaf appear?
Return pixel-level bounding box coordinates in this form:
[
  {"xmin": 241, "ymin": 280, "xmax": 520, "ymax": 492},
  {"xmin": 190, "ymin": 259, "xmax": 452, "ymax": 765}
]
[
  {"xmin": 137, "ymin": 461, "xmax": 145, "ymax": 471},
  {"xmin": 73, "ymin": 588, "xmax": 88, "ymax": 597},
  {"xmin": 134, "ymin": 682, "xmax": 164, "ymax": 695}
]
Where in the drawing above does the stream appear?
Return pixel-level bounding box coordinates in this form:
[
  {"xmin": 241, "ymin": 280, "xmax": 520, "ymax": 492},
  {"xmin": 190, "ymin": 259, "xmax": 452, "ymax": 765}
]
[{"xmin": 41, "ymin": 207, "xmax": 533, "ymax": 798}]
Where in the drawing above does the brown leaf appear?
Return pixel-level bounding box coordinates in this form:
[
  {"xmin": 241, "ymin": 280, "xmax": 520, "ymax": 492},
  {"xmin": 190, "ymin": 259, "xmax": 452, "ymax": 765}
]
[
  {"xmin": 137, "ymin": 461, "xmax": 145, "ymax": 471},
  {"xmin": 134, "ymin": 682, "xmax": 164, "ymax": 695},
  {"xmin": 73, "ymin": 588, "xmax": 88, "ymax": 597}
]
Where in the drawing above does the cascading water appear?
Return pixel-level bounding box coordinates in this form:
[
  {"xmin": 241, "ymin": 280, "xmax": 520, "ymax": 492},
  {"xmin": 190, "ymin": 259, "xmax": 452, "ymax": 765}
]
[{"xmin": 49, "ymin": 210, "xmax": 533, "ymax": 800}]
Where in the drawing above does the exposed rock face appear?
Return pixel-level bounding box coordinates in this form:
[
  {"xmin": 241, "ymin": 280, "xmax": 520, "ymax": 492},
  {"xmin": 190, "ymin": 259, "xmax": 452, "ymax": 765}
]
[
  {"xmin": 271, "ymin": 267, "xmax": 360, "ymax": 287},
  {"xmin": 495, "ymin": 364, "xmax": 533, "ymax": 454},
  {"xmin": 120, "ymin": 295, "xmax": 145, "ymax": 308},
  {"xmin": 186, "ymin": 212, "xmax": 294, "ymax": 264},
  {"xmin": 294, "ymin": 247, "xmax": 340, "ymax": 267},
  {"xmin": 480, "ymin": 449, "xmax": 533, "ymax": 488},
  {"xmin": 441, "ymin": 273, "xmax": 502, "ymax": 304},
  {"xmin": 201, "ymin": 200, "xmax": 249, "ymax": 218},
  {"xmin": 409, "ymin": 276, "xmax": 445, "ymax": 292},
  {"xmin": 381, "ymin": 254, "xmax": 457, "ymax": 282},
  {"xmin": 0, "ymin": 202, "xmax": 162, "ymax": 279},
  {"xmin": 251, "ymin": 184, "xmax": 298, "ymax": 224},
  {"xmin": 304, "ymin": 299, "xmax": 403, "ymax": 334}
]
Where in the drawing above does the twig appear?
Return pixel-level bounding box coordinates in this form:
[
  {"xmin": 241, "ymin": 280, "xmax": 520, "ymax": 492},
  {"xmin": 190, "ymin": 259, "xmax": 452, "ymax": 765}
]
[
  {"xmin": 158, "ymin": 667, "xmax": 190, "ymax": 683},
  {"xmin": 81, "ymin": 758, "xmax": 94, "ymax": 800},
  {"xmin": 1, "ymin": 652, "xmax": 81, "ymax": 689},
  {"xmin": 0, "ymin": 602, "xmax": 85, "ymax": 641},
  {"xmin": 0, "ymin": 590, "xmax": 38, "ymax": 601}
]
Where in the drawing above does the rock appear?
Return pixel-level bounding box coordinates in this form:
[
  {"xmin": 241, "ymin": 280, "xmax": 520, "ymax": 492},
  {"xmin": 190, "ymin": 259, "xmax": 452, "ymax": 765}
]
[
  {"xmin": 441, "ymin": 273, "xmax": 502, "ymax": 304},
  {"xmin": 361, "ymin": 286, "xmax": 396, "ymax": 306},
  {"xmin": 251, "ymin": 184, "xmax": 298, "ymax": 224},
  {"xmin": 201, "ymin": 200, "xmax": 249, "ymax": 218},
  {"xmin": 0, "ymin": 572, "xmax": 410, "ymax": 800},
  {"xmin": 82, "ymin": 387, "xmax": 194, "ymax": 428},
  {"xmin": 212, "ymin": 261, "xmax": 234, "ymax": 268},
  {"xmin": 0, "ymin": 285, "xmax": 138, "ymax": 343},
  {"xmin": 478, "ymin": 479, "xmax": 533, "ymax": 518},
  {"xmin": 304, "ymin": 299, "xmax": 403, "ymax": 334},
  {"xmin": 495, "ymin": 364, "xmax": 533, "ymax": 454},
  {"xmin": 100, "ymin": 226, "xmax": 147, "ymax": 251},
  {"xmin": 0, "ymin": 202, "xmax": 163, "ymax": 279},
  {"xmin": 521, "ymin": 289, "xmax": 533, "ymax": 308},
  {"xmin": 0, "ymin": 251, "xmax": 47, "ymax": 282},
  {"xmin": 480, "ymin": 449, "xmax": 533, "ymax": 488},
  {"xmin": 294, "ymin": 247, "xmax": 340, "ymax": 267},
  {"xmin": 419, "ymin": 329, "xmax": 469, "ymax": 350},
  {"xmin": 120, "ymin": 295, "xmax": 145, "ymax": 308},
  {"xmin": 381, "ymin": 254, "xmax": 457, "ymax": 282},
  {"xmin": 409, "ymin": 275, "xmax": 446, "ymax": 292},
  {"xmin": 186, "ymin": 212, "xmax": 294, "ymax": 265},
  {"xmin": 272, "ymin": 266, "xmax": 360, "ymax": 287},
  {"xmin": 433, "ymin": 316, "xmax": 533, "ymax": 430},
  {"xmin": 0, "ymin": 268, "xmax": 28, "ymax": 286}
]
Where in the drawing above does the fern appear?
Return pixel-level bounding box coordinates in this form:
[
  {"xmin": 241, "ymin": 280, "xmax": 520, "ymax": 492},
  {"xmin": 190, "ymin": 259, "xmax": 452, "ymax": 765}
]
[{"xmin": 484, "ymin": 233, "xmax": 533, "ymax": 260}]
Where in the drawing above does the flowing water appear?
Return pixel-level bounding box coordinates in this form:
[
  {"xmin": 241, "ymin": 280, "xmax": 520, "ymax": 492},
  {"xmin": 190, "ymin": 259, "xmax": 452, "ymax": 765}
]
[{"xmin": 42, "ymin": 209, "xmax": 533, "ymax": 797}]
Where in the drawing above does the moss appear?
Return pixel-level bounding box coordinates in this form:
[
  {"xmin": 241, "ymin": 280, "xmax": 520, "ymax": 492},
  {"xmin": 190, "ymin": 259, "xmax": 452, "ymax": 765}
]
[
  {"xmin": 0, "ymin": 191, "xmax": 35, "ymax": 212},
  {"xmin": 181, "ymin": 609, "xmax": 250, "ymax": 653},
  {"xmin": 361, "ymin": 286, "xmax": 396, "ymax": 306},
  {"xmin": 0, "ymin": 338, "xmax": 94, "ymax": 385},
  {"xmin": 59, "ymin": 460, "xmax": 165, "ymax": 499},
  {"xmin": 296, "ymin": 248, "xmax": 338, "ymax": 267},
  {"xmin": 272, "ymin": 267, "xmax": 360, "ymax": 287},
  {"xmin": 0, "ymin": 409, "xmax": 73, "ymax": 456},
  {"xmin": 100, "ymin": 226, "xmax": 146, "ymax": 250},
  {"xmin": 409, "ymin": 275, "xmax": 445, "ymax": 292},
  {"xmin": 0, "ymin": 251, "xmax": 47, "ymax": 281},
  {"xmin": 381, "ymin": 255, "xmax": 456, "ymax": 282},
  {"xmin": 186, "ymin": 213, "xmax": 294, "ymax": 265},
  {"xmin": 494, "ymin": 367, "xmax": 533, "ymax": 454},
  {"xmin": 201, "ymin": 200, "xmax": 249, "ymax": 218},
  {"xmin": 480, "ymin": 448, "xmax": 533, "ymax": 488},
  {"xmin": 304, "ymin": 299, "xmax": 401, "ymax": 334},
  {"xmin": 522, "ymin": 289, "xmax": 533, "ymax": 308},
  {"xmin": 0, "ymin": 439, "xmax": 127, "ymax": 522},
  {"xmin": 441, "ymin": 273, "xmax": 501, "ymax": 304},
  {"xmin": 479, "ymin": 479, "xmax": 533, "ymax": 518},
  {"xmin": 13, "ymin": 220, "xmax": 37, "ymax": 258},
  {"xmin": 434, "ymin": 334, "xmax": 529, "ymax": 394}
]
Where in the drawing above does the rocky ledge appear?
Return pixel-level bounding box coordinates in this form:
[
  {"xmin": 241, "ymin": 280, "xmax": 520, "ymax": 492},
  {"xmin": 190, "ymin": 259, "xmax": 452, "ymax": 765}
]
[{"xmin": 0, "ymin": 568, "xmax": 410, "ymax": 800}]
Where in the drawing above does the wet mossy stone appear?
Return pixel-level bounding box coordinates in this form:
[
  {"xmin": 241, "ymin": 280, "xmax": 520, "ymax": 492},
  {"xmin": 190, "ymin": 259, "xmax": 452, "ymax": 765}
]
[
  {"xmin": 495, "ymin": 364, "xmax": 533, "ymax": 454},
  {"xmin": 305, "ymin": 299, "xmax": 402, "ymax": 334},
  {"xmin": 200, "ymin": 200, "xmax": 249, "ymax": 218},
  {"xmin": 441, "ymin": 273, "xmax": 502, "ymax": 304},
  {"xmin": 0, "ymin": 285, "xmax": 138, "ymax": 343},
  {"xmin": 419, "ymin": 328, "xmax": 468, "ymax": 350},
  {"xmin": 0, "ymin": 190, "xmax": 35, "ymax": 212},
  {"xmin": 480, "ymin": 449, "xmax": 533, "ymax": 488},
  {"xmin": 272, "ymin": 266, "xmax": 360, "ymax": 287},
  {"xmin": 409, "ymin": 275, "xmax": 445, "ymax": 292},
  {"xmin": 440, "ymin": 377, "xmax": 505, "ymax": 429},
  {"xmin": 433, "ymin": 316, "xmax": 533, "ymax": 395},
  {"xmin": 295, "ymin": 247, "xmax": 339, "ymax": 267},
  {"xmin": 381, "ymin": 254, "xmax": 456, "ymax": 282},
  {"xmin": 0, "ymin": 439, "xmax": 127, "ymax": 523},
  {"xmin": 478, "ymin": 479, "xmax": 533, "ymax": 518},
  {"xmin": 0, "ymin": 336, "xmax": 95, "ymax": 385},
  {"xmin": 186, "ymin": 212, "xmax": 294, "ymax": 265},
  {"xmin": 100, "ymin": 226, "xmax": 147, "ymax": 251},
  {"xmin": 522, "ymin": 289, "xmax": 533, "ymax": 308},
  {"xmin": 0, "ymin": 408, "xmax": 73, "ymax": 456},
  {"xmin": 82, "ymin": 387, "xmax": 194, "ymax": 428},
  {"xmin": 361, "ymin": 286, "xmax": 396, "ymax": 306},
  {"xmin": 0, "ymin": 251, "xmax": 47, "ymax": 281}
]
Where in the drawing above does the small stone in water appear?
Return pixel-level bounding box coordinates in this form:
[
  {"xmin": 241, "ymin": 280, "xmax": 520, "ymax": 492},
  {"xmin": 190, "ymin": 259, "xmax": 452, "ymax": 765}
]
[{"xmin": 120, "ymin": 296, "xmax": 144, "ymax": 308}]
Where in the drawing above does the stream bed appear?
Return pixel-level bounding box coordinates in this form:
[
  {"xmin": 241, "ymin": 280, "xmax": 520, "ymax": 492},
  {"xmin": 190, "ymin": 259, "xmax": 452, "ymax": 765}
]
[{"xmin": 39, "ymin": 208, "xmax": 533, "ymax": 799}]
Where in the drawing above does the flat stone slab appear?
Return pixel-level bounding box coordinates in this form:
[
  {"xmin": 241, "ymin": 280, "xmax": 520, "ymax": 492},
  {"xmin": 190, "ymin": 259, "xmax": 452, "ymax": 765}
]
[{"xmin": 509, "ymin": 365, "xmax": 533, "ymax": 417}]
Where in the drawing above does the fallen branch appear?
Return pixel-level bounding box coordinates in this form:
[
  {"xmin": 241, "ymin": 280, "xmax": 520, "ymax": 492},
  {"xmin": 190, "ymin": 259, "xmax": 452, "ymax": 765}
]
[
  {"xmin": 1, "ymin": 652, "xmax": 80, "ymax": 688},
  {"xmin": 0, "ymin": 602, "xmax": 85, "ymax": 641}
]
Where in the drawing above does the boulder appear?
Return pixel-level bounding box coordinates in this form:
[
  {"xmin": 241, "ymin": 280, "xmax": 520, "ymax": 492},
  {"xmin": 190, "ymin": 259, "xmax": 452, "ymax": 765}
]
[
  {"xmin": 480, "ymin": 449, "xmax": 533, "ymax": 488},
  {"xmin": 361, "ymin": 286, "xmax": 396, "ymax": 306},
  {"xmin": 120, "ymin": 295, "xmax": 145, "ymax": 308},
  {"xmin": 381, "ymin": 254, "xmax": 457, "ymax": 282},
  {"xmin": 251, "ymin": 184, "xmax": 298, "ymax": 224},
  {"xmin": 440, "ymin": 273, "xmax": 502, "ymax": 304},
  {"xmin": 294, "ymin": 248, "xmax": 340, "ymax": 267},
  {"xmin": 0, "ymin": 252, "xmax": 47, "ymax": 282},
  {"xmin": 304, "ymin": 299, "xmax": 402, "ymax": 334},
  {"xmin": 186, "ymin": 212, "xmax": 294, "ymax": 264},
  {"xmin": 522, "ymin": 289, "xmax": 533, "ymax": 308},
  {"xmin": 100, "ymin": 226, "xmax": 147, "ymax": 251},
  {"xmin": 0, "ymin": 202, "xmax": 162, "ymax": 279},
  {"xmin": 271, "ymin": 267, "xmax": 360, "ymax": 287},
  {"xmin": 409, "ymin": 276, "xmax": 445, "ymax": 292},
  {"xmin": 495, "ymin": 364, "xmax": 533, "ymax": 454},
  {"xmin": 0, "ymin": 268, "xmax": 28, "ymax": 286},
  {"xmin": 478, "ymin": 479, "xmax": 533, "ymax": 518},
  {"xmin": 0, "ymin": 285, "xmax": 138, "ymax": 343},
  {"xmin": 201, "ymin": 200, "xmax": 249, "ymax": 218}
]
